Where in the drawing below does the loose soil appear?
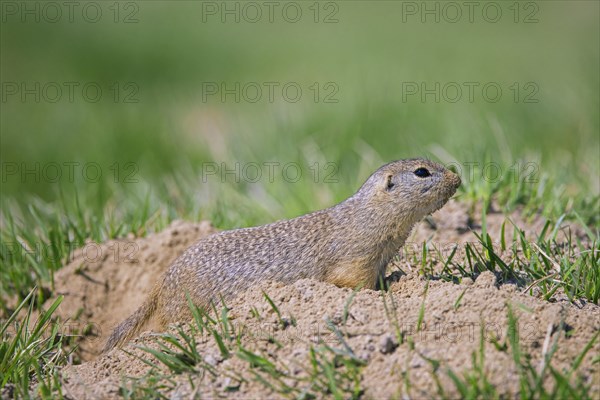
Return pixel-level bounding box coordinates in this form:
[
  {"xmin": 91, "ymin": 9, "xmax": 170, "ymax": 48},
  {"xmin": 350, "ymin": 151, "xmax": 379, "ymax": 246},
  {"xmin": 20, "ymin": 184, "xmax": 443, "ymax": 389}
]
[{"xmin": 40, "ymin": 201, "xmax": 599, "ymax": 398}]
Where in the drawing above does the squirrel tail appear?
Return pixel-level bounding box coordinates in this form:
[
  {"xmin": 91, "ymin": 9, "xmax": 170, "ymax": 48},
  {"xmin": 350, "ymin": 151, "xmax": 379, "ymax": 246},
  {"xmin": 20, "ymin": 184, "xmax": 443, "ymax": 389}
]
[{"xmin": 102, "ymin": 285, "xmax": 160, "ymax": 353}]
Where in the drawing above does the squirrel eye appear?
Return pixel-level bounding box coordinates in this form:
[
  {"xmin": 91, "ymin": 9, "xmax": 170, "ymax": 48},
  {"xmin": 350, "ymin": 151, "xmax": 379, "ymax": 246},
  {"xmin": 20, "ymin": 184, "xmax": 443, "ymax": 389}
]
[
  {"xmin": 414, "ymin": 168, "xmax": 431, "ymax": 178},
  {"xmin": 386, "ymin": 175, "xmax": 395, "ymax": 190}
]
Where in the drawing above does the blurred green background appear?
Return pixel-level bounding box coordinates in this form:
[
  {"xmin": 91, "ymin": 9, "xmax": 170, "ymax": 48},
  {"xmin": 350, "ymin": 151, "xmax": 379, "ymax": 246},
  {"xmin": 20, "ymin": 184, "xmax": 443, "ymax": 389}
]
[{"xmin": 1, "ymin": 0, "xmax": 599, "ymax": 229}]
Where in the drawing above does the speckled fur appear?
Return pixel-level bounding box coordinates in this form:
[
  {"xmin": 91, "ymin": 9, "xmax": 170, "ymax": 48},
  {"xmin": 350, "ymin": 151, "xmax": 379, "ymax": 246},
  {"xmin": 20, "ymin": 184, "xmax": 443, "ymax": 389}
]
[{"xmin": 103, "ymin": 158, "xmax": 460, "ymax": 352}]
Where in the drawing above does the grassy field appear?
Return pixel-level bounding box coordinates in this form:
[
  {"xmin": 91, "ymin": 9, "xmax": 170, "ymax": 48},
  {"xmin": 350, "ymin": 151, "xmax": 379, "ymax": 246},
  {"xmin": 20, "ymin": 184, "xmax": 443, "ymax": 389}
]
[{"xmin": 1, "ymin": 1, "xmax": 599, "ymax": 398}]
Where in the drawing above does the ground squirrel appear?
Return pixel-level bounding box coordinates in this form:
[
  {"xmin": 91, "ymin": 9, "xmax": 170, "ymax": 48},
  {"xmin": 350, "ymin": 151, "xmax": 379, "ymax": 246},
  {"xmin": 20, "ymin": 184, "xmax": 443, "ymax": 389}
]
[{"xmin": 103, "ymin": 158, "xmax": 461, "ymax": 351}]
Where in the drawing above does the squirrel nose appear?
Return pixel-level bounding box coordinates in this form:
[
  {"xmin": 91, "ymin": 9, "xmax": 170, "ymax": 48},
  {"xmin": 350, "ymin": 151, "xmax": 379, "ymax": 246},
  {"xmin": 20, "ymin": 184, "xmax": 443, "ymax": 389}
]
[{"xmin": 448, "ymin": 171, "xmax": 461, "ymax": 188}]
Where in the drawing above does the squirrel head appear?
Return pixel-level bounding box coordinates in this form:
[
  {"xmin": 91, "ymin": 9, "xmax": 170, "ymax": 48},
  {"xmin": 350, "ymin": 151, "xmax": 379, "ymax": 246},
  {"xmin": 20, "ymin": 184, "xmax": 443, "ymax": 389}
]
[{"xmin": 355, "ymin": 158, "xmax": 461, "ymax": 225}]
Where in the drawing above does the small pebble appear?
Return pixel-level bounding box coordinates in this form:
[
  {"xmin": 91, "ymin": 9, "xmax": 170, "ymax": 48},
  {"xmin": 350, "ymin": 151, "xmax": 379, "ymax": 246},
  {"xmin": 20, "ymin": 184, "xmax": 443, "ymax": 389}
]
[
  {"xmin": 475, "ymin": 271, "xmax": 497, "ymax": 288},
  {"xmin": 204, "ymin": 354, "xmax": 217, "ymax": 367},
  {"xmin": 379, "ymin": 334, "xmax": 398, "ymax": 354},
  {"xmin": 358, "ymin": 351, "xmax": 371, "ymax": 362}
]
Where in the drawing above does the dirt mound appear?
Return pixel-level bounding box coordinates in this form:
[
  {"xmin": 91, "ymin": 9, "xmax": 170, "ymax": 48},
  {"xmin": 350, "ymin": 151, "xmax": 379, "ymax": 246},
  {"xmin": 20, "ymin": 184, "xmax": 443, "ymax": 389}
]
[
  {"xmin": 61, "ymin": 274, "xmax": 599, "ymax": 399},
  {"xmin": 43, "ymin": 201, "xmax": 598, "ymax": 398},
  {"xmin": 46, "ymin": 220, "xmax": 217, "ymax": 360}
]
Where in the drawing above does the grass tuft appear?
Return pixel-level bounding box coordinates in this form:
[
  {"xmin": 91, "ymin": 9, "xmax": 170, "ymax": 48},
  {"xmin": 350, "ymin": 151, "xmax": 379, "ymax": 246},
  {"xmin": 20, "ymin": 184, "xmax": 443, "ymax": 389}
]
[{"xmin": 0, "ymin": 288, "xmax": 68, "ymax": 398}]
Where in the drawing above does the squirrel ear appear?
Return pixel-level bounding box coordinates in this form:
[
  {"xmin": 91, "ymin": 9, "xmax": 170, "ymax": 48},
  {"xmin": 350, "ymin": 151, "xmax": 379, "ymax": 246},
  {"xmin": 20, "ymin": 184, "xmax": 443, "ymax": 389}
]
[{"xmin": 384, "ymin": 174, "xmax": 395, "ymax": 191}]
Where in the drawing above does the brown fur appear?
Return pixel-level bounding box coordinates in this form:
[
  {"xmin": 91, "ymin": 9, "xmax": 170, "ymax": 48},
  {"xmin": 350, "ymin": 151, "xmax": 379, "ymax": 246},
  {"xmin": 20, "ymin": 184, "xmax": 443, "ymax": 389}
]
[{"xmin": 103, "ymin": 158, "xmax": 461, "ymax": 352}]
